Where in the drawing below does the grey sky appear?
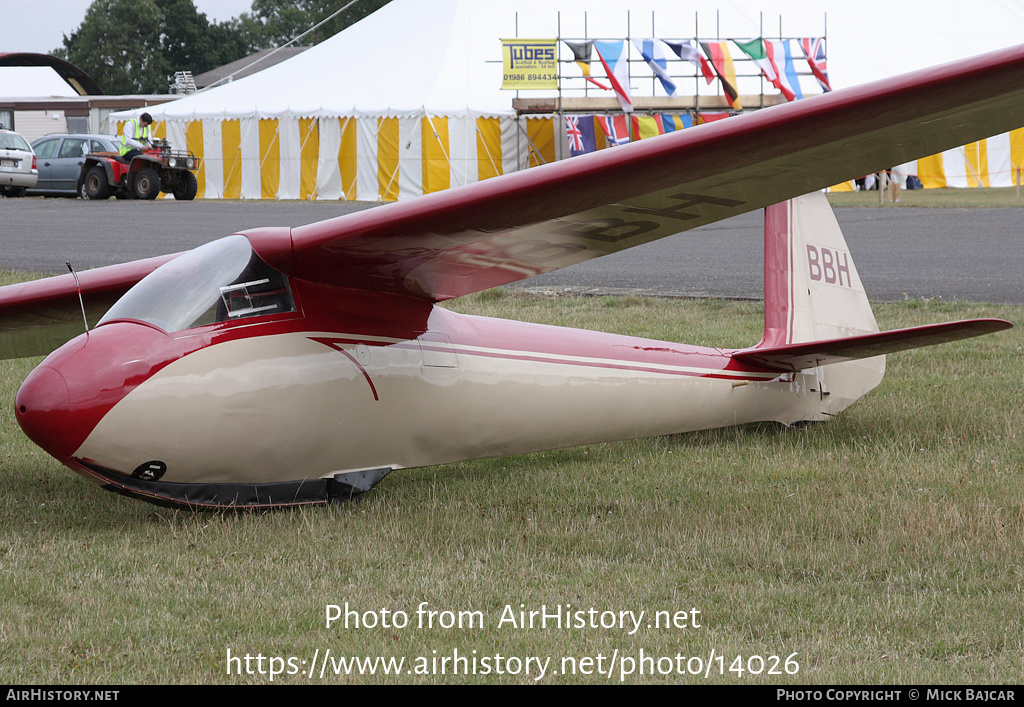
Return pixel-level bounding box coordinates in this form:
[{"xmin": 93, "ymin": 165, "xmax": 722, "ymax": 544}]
[{"xmin": 2, "ymin": 0, "xmax": 1023, "ymax": 89}]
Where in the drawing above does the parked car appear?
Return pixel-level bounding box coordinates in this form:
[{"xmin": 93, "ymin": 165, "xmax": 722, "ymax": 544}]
[
  {"xmin": 0, "ymin": 128, "xmax": 37, "ymax": 197},
  {"xmin": 28, "ymin": 133, "xmax": 120, "ymax": 197}
]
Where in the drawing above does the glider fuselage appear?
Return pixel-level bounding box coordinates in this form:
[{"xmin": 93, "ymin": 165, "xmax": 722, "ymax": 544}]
[{"xmin": 16, "ymin": 276, "xmax": 824, "ymax": 506}]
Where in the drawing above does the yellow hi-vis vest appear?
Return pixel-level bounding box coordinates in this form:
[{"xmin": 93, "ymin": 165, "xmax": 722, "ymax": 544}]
[{"xmin": 119, "ymin": 118, "xmax": 152, "ymax": 156}]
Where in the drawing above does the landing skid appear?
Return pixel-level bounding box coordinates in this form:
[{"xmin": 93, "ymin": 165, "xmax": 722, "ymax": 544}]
[{"xmin": 74, "ymin": 460, "xmax": 393, "ymax": 510}]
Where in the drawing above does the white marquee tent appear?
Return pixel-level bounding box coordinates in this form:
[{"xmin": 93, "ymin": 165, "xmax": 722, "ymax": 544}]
[
  {"xmin": 109, "ymin": 0, "xmax": 1024, "ymax": 200},
  {"xmin": 109, "ymin": 0, "xmax": 545, "ymax": 201}
]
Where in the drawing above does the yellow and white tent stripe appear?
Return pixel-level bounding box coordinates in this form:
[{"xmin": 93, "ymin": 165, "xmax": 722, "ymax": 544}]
[
  {"xmin": 316, "ymin": 117, "xmax": 359, "ymax": 201},
  {"xmin": 126, "ymin": 116, "xmax": 1024, "ymax": 199},
  {"xmin": 831, "ymin": 126, "xmax": 1024, "ymax": 191},
  {"xmin": 915, "ymin": 128, "xmax": 1024, "ymax": 188},
  {"xmin": 128, "ymin": 112, "xmax": 546, "ymax": 201}
]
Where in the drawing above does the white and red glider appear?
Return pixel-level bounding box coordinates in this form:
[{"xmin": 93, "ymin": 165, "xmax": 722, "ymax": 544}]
[{"xmin": 1, "ymin": 45, "xmax": 1020, "ymax": 508}]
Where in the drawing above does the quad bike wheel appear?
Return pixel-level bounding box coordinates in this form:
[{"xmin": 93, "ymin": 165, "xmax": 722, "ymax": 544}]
[
  {"xmin": 171, "ymin": 171, "xmax": 198, "ymax": 201},
  {"xmin": 82, "ymin": 165, "xmax": 112, "ymax": 200},
  {"xmin": 133, "ymin": 167, "xmax": 161, "ymax": 200}
]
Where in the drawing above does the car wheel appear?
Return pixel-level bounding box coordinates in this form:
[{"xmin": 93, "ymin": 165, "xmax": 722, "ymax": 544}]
[
  {"xmin": 133, "ymin": 167, "xmax": 161, "ymax": 200},
  {"xmin": 83, "ymin": 166, "xmax": 111, "ymax": 200},
  {"xmin": 171, "ymin": 171, "xmax": 198, "ymax": 201}
]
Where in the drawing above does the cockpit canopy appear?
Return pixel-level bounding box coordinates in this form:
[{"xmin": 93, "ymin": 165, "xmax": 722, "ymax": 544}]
[{"xmin": 99, "ymin": 236, "xmax": 295, "ymax": 333}]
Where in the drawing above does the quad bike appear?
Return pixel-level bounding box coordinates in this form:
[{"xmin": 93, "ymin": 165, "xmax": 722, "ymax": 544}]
[{"xmin": 79, "ymin": 138, "xmax": 199, "ymax": 200}]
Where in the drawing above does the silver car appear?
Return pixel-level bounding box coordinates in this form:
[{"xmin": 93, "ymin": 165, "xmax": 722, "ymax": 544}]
[
  {"xmin": 0, "ymin": 129, "xmax": 37, "ymax": 197},
  {"xmin": 28, "ymin": 133, "xmax": 120, "ymax": 197}
]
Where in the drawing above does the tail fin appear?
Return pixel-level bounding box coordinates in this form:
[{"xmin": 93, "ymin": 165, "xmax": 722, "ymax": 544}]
[
  {"xmin": 762, "ymin": 191, "xmax": 879, "ymax": 347},
  {"xmin": 758, "ymin": 191, "xmax": 886, "ymax": 415},
  {"xmin": 745, "ymin": 191, "xmax": 1011, "ymax": 417}
]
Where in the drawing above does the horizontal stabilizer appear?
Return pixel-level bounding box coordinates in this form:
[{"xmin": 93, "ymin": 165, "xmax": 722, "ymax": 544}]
[{"xmin": 733, "ymin": 318, "xmax": 1012, "ymax": 372}]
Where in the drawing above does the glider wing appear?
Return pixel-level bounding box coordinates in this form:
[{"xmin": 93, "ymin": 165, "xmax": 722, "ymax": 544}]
[
  {"xmin": 0, "ymin": 255, "xmax": 177, "ymax": 359},
  {"xmin": 283, "ymin": 44, "xmax": 1024, "ymax": 301}
]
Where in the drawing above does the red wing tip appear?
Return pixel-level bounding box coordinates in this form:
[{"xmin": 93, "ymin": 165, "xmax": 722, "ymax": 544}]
[{"xmin": 972, "ymin": 318, "xmax": 1014, "ymax": 331}]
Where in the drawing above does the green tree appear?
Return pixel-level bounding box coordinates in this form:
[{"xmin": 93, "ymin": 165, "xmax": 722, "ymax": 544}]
[
  {"xmin": 54, "ymin": 0, "xmax": 169, "ymax": 94},
  {"xmin": 155, "ymin": 0, "xmax": 247, "ymax": 75},
  {"xmin": 232, "ymin": 0, "xmax": 393, "ymax": 50},
  {"xmin": 53, "ymin": 0, "xmax": 393, "ymax": 94}
]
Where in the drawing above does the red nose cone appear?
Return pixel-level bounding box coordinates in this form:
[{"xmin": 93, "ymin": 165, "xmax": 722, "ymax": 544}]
[{"xmin": 16, "ymin": 365, "xmax": 74, "ymax": 459}]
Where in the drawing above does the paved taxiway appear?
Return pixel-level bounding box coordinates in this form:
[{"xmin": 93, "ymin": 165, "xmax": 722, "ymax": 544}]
[{"xmin": 1, "ymin": 199, "xmax": 1020, "ymax": 304}]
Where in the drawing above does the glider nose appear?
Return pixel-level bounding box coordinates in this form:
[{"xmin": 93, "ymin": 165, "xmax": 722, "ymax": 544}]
[
  {"xmin": 14, "ymin": 323, "xmax": 186, "ymax": 468},
  {"xmin": 16, "ymin": 365, "xmax": 74, "ymax": 459}
]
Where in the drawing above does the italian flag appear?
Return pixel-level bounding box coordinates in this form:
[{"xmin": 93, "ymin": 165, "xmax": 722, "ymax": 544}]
[{"xmin": 733, "ymin": 38, "xmax": 778, "ymax": 87}]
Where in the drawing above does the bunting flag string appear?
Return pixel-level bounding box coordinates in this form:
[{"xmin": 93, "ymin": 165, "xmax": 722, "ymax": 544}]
[
  {"xmin": 553, "ymin": 34, "xmax": 830, "ymax": 108},
  {"xmin": 631, "ymin": 113, "xmax": 696, "ymax": 139},
  {"xmin": 568, "ymin": 113, "xmax": 697, "ymax": 153}
]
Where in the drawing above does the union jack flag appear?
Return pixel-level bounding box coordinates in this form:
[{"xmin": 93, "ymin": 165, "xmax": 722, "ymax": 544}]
[
  {"xmin": 565, "ymin": 116, "xmax": 585, "ymax": 152},
  {"xmin": 564, "ymin": 115, "xmax": 597, "ymax": 157},
  {"xmin": 800, "ymin": 37, "xmax": 831, "ymax": 92}
]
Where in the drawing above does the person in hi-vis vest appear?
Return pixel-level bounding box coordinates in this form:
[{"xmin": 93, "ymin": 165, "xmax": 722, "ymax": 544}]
[{"xmin": 120, "ymin": 112, "xmax": 153, "ymax": 162}]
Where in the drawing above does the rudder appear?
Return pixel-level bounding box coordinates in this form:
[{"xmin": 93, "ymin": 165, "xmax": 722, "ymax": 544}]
[{"xmin": 760, "ymin": 191, "xmax": 885, "ymax": 415}]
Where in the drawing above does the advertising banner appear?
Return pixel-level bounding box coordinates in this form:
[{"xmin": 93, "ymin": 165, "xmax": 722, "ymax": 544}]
[{"xmin": 501, "ymin": 39, "xmax": 558, "ymax": 89}]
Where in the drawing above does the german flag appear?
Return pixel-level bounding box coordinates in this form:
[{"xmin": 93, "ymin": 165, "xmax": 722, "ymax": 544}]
[{"xmin": 700, "ymin": 41, "xmax": 742, "ymax": 110}]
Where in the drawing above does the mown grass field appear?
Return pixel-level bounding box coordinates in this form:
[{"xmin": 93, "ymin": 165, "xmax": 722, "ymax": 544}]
[{"xmin": 1, "ymin": 283, "xmax": 1020, "ymax": 684}]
